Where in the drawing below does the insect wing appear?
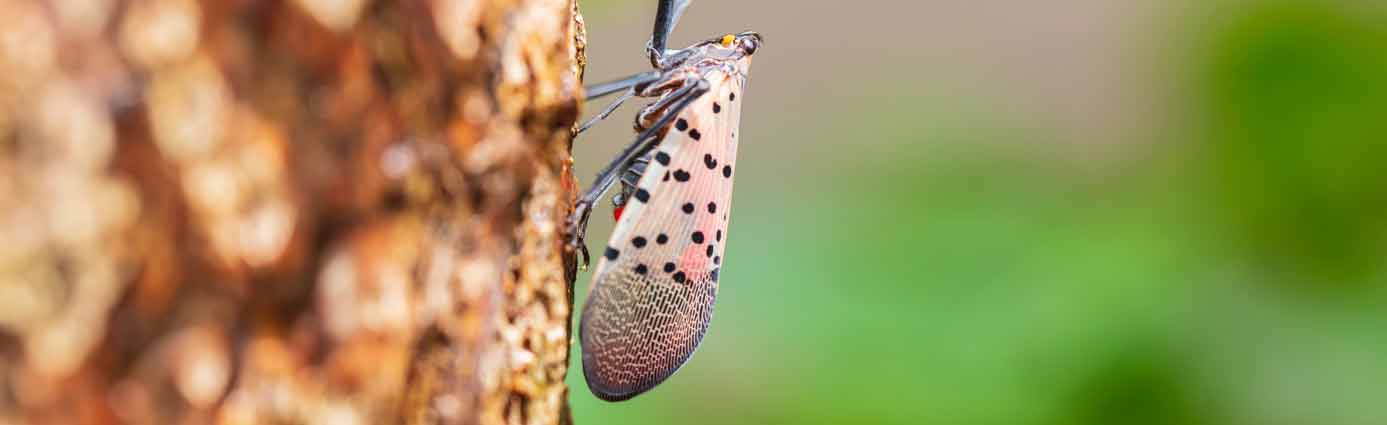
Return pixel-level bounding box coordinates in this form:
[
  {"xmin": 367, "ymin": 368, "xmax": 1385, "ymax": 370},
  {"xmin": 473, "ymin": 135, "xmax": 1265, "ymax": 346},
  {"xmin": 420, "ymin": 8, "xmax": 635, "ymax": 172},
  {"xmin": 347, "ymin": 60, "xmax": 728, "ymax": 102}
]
[{"xmin": 581, "ymin": 70, "xmax": 745, "ymax": 401}]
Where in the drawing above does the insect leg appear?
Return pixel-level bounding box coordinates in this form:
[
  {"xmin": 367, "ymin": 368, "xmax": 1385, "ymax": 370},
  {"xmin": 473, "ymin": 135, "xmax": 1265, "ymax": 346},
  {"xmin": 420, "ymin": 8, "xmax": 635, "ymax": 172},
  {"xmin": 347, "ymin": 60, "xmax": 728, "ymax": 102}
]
[
  {"xmin": 648, "ymin": 0, "xmax": 692, "ymax": 66},
  {"xmin": 580, "ymin": 71, "xmax": 663, "ymax": 134},
  {"xmin": 583, "ymin": 79, "xmax": 709, "ymax": 207},
  {"xmin": 619, "ymin": 154, "xmax": 651, "ymax": 190},
  {"xmin": 586, "ymin": 70, "xmax": 661, "ymax": 101},
  {"xmin": 579, "ymin": 90, "xmax": 634, "ymax": 134},
  {"xmin": 610, "ymin": 153, "xmax": 651, "ymax": 215},
  {"xmin": 566, "ymin": 77, "xmax": 711, "ymax": 267}
]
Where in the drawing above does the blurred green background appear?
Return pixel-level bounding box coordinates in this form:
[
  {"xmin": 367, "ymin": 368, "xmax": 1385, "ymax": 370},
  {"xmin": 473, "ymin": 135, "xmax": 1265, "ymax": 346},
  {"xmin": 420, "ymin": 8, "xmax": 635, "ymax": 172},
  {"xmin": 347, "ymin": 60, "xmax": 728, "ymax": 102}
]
[{"xmin": 570, "ymin": 0, "xmax": 1387, "ymax": 424}]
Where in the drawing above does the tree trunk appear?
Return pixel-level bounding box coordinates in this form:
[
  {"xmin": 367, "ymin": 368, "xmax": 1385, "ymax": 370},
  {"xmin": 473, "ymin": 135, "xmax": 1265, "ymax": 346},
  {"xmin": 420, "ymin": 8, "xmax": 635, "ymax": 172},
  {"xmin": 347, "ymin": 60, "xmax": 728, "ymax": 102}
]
[{"xmin": 0, "ymin": 0, "xmax": 585, "ymax": 423}]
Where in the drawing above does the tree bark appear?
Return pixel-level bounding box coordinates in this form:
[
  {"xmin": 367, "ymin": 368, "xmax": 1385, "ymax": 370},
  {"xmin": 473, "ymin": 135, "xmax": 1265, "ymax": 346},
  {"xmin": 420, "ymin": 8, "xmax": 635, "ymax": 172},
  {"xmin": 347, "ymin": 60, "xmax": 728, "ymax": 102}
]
[{"xmin": 0, "ymin": 0, "xmax": 585, "ymax": 423}]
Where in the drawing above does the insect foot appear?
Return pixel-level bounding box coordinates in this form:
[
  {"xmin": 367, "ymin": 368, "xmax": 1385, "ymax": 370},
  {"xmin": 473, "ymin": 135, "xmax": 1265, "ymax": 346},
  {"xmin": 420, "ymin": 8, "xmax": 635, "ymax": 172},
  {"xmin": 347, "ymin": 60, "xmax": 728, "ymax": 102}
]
[{"xmin": 566, "ymin": 200, "xmax": 593, "ymax": 269}]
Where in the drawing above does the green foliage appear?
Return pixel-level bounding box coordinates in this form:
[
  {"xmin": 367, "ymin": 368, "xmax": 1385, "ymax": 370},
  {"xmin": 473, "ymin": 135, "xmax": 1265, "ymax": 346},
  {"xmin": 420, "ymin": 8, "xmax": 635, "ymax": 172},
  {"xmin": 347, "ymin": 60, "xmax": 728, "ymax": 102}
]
[{"xmin": 1193, "ymin": 1, "xmax": 1387, "ymax": 283}]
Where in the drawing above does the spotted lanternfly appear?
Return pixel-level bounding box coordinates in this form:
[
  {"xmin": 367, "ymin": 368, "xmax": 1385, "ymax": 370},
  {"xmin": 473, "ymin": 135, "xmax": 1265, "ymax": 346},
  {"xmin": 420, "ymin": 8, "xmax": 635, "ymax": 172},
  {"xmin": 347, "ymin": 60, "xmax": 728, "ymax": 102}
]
[{"xmin": 565, "ymin": 0, "xmax": 761, "ymax": 402}]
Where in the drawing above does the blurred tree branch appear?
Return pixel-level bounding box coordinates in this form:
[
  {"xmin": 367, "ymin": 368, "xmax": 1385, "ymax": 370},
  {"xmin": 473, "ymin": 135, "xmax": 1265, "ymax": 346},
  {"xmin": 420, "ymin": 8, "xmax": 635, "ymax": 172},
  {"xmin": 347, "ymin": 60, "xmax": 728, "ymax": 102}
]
[{"xmin": 0, "ymin": 0, "xmax": 585, "ymax": 423}]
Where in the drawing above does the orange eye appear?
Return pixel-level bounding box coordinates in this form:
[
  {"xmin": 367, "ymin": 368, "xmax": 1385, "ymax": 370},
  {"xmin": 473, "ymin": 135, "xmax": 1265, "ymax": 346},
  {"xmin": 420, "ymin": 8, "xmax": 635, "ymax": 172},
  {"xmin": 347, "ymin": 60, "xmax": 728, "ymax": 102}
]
[{"xmin": 720, "ymin": 34, "xmax": 735, "ymax": 47}]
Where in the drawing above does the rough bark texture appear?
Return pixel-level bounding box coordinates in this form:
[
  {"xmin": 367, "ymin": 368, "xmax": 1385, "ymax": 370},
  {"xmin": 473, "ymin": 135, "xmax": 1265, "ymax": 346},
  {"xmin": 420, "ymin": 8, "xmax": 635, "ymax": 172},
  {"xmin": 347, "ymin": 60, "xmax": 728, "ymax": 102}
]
[{"xmin": 0, "ymin": 0, "xmax": 585, "ymax": 423}]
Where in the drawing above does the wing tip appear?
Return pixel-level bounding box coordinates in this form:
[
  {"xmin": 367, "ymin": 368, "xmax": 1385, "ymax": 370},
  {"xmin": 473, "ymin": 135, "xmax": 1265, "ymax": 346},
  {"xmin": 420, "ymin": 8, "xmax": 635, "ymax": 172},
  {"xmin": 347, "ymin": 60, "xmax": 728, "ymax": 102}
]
[
  {"xmin": 581, "ymin": 348, "xmax": 686, "ymax": 402},
  {"xmin": 579, "ymin": 314, "xmax": 692, "ymax": 402},
  {"xmin": 578, "ymin": 272, "xmax": 718, "ymax": 402},
  {"xmin": 581, "ymin": 359, "xmax": 648, "ymax": 402}
]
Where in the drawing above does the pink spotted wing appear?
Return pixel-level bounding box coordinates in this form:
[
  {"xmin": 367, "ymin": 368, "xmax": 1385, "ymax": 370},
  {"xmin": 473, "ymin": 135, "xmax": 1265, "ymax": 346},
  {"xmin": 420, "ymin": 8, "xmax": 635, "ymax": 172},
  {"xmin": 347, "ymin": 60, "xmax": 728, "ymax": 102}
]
[{"xmin": 581, "ymin": 67, "xmax": 746, "ymax": 401}]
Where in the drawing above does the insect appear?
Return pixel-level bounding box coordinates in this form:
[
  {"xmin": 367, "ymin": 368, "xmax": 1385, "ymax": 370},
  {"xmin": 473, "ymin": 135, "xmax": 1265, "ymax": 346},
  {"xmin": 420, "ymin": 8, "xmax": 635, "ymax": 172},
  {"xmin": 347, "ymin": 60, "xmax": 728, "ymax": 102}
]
[{"xmin": 566, "ymin": 0, "xmax": 761, "ymax": 401}]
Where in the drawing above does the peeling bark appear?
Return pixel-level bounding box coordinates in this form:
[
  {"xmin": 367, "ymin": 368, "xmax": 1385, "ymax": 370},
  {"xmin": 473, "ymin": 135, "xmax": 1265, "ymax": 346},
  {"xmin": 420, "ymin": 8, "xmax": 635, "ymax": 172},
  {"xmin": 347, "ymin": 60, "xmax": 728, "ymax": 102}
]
[{"xmin": 0, "ymin": 0, "xmax": 585, "ymax": 423}]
